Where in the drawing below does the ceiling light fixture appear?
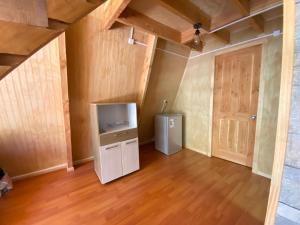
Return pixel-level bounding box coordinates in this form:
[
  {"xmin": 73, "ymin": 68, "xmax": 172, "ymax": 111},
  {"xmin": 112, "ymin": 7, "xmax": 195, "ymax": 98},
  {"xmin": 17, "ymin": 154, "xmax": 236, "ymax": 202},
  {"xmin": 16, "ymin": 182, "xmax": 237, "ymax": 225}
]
[{"xmin": 192, "ymin": 22, "xmax": 204, "ymax": 51}]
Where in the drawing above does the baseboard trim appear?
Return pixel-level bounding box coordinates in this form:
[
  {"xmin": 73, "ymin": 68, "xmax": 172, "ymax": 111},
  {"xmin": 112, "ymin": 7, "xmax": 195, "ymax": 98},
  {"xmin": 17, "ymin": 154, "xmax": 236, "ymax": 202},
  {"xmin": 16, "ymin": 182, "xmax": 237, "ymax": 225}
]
[
  {"xmin": 12, "ymin": 156, "xmax": 95, "ymax": 181},
  {"xmin": 67, "ymin": 166, "xmax": 75, "ymax": 172},
  {"xmin": 12, "ymin": 163, "xmax": 67, "ymax": 181},
  {"xmin": 252, "ymin": 169, "xmax": 272, "ymax": 179},
  {"xmin": 73, "ymin": 156, "xmax": 94, "ymax": 165},
  {"xmin": 185, "ymin": 146, "xmax": 210, "ymax": 157},
  {"xmin": 139, "ymin": 139, "xmax": 154, "ymax": 146}
]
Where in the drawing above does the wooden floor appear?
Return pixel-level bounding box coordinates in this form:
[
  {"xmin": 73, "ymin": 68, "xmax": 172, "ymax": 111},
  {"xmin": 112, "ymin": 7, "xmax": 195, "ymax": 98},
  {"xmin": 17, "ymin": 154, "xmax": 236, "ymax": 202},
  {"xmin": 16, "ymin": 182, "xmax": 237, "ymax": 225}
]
[{"xmin": 0, "ymin": 144, "xmax": 270, "ymax": 225}]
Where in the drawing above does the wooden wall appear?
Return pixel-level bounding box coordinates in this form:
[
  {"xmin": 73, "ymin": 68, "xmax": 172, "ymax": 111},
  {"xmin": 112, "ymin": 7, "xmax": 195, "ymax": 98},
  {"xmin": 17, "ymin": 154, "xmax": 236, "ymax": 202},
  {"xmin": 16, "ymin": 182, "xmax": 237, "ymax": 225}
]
[
  {"xmin": 65, "ymin": 7, "xmax": 151, "ymax": 161},
  {"xmin": 0, "ymin": 37, "xmax": 67, "ymax": 177},
  {"xmin": 172, "ymin": 18, "xmax": 283, "ymax": 177},
  {"xmin": 138, "ymin": 40, "xmax": 190, "ymax": 143}
]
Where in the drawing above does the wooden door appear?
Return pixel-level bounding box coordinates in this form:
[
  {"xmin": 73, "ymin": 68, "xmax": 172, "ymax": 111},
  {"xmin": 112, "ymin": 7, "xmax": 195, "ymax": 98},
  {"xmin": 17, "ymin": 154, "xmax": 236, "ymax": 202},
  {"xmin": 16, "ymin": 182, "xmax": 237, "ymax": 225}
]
[{"xmin": 212, "ymin": 45, "xmax": 262, "ymax": 167}]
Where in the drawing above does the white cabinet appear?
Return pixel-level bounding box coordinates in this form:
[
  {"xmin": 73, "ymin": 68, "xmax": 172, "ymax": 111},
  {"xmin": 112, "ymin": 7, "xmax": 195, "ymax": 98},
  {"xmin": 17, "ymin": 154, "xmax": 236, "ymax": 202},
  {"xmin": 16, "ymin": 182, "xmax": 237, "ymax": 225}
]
[
  {"xmin": 122, "ymin": 138, "xmax": 140, "ymax": 175},
  {"xmin": 97, "ymin": 138, "xmax": 140, "ymax": 184},
  {"xmin": 99, "ymin": 143, "xmax": 123, "ymax": 183},
  {"xmin": 90, "ymin": 103, "xmax": 140, "ymax": 184}
]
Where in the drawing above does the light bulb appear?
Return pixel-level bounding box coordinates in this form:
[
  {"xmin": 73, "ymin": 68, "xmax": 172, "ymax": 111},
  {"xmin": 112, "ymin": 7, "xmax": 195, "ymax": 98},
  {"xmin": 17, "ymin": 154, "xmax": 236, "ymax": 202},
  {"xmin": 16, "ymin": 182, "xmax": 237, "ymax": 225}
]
[{"xmin": 194, "ymin": 34, "xmax": 201, "ymax": 45}]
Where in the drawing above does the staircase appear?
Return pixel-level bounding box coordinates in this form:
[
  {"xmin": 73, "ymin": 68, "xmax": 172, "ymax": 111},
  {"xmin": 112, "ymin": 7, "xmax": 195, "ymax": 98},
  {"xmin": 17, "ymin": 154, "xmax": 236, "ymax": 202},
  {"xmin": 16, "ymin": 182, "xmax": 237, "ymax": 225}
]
[{"xmin": 0, "ymin": 0, "xmax": 104, "ymax": 80}]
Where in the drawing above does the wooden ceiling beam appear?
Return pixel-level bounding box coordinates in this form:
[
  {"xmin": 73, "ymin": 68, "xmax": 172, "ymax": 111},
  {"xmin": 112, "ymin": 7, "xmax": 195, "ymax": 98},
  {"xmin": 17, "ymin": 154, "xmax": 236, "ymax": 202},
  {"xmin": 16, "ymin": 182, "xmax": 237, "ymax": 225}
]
[
  {"xmin": 117, "ymin": 8, "xmax": 181, "ymax": 43},
  {"xmin": 250, "ymin": 15, "xmax": 265, "ymax": 32},
  {"xmin": 181, "ymin": 28, "xmax": 195, "ymax": 44},
  {"xmin": 86, "ymin": 0, "xmax": 104, "ymax": 4},
  {"xmin": 232, "ymin": 0, "xmax": 250, "ymax": 16},
  {"xmin": 0, "ymin": 53, "xmax": 27, "ymax": 66},
  {"xmin": 48, "ymin": 19, "xmax": 70, "ymax": 32},
  {"xmin": 155, "ymin": 0, "xmax": 211, "ymax": 31},
  {"xmin": 232, "ymin": 0, "xmax": 265, "ymax": 32},
  {"xmin": 102, "ymin": 0, "xmax": 132, "ymax": 30},
  {"xmin": 47, "ymin": 0, "xmax": 104, "ymax": 24},
  {"xmin": 213, "ymin": 30, "xmax": 231, "ymax": 44},
  {"xmin": 0, "ymin": 0, "xmax": 48, "ymax": 27}
]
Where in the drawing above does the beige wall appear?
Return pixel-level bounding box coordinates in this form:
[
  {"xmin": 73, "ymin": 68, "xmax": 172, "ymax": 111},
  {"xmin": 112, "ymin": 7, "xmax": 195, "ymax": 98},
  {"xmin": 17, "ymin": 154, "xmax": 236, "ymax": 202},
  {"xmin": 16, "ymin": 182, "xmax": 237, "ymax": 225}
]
[
  {"xmin": 0, "ymin": 38, "xmax": 67, "ymax": 176},
  {"xmin": 66, "ymin": 7, "xmax": 151, "ymax": 161},
  {"xmin": 172, "ymin": 18, "xmax": 282, "ymax": 176},
  {"xmin": 253, "ymin": 37, "xmax": 282, "ymax": 175},
  {"xmin": 138, "ymin": 39, "xmax": 190, "ymax": 143},
  {"xmin": 171, "ymin": 54, "xmax": 214, "ymax": 156}
]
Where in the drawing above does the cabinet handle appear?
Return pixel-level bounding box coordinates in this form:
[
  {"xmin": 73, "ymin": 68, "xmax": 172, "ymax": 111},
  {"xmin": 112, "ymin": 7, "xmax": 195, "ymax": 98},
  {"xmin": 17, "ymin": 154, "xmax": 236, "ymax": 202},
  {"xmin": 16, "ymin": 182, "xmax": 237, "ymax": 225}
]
[
  {"xmin": 126, "ymin": 140, "xmax": 137, "ymax": 145},
  {"xmin": 105, "ymin": 144, "xmax": 119, "ymax": 150},
  {"xmin": 114, "ymin": 131, "xmax": 129, "ymax": 137}
]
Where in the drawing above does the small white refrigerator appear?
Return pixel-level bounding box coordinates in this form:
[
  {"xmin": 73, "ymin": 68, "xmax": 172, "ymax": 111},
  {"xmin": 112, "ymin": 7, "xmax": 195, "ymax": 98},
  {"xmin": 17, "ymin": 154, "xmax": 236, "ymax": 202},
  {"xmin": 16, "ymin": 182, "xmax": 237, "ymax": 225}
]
[{"xmin": 155, "ymin": 114, "xmax": 182, "ymax": 155}]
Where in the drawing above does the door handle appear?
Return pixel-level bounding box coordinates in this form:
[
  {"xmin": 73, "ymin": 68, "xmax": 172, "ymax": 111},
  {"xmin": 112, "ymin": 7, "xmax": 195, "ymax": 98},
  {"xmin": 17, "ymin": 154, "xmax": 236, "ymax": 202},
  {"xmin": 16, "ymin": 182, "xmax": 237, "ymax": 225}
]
[
  {"xmin": 105, "ymin": 144, "xmax": 119, "ymax": 150},
  {"xmin": 249, "ymin": 115, "xmax": 257, "ymax": 120}
]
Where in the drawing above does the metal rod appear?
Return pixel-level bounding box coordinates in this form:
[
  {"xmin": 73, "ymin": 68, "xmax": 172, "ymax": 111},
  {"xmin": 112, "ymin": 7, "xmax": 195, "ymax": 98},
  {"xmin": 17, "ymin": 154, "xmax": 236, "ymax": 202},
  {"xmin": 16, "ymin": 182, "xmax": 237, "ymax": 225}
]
[
  {"xmin": 134, "ymin": 41, "xmax": 189, "ymax": 59},
  {"xmin": 134, "ymin": 41, "xmax": 147, "ymax": 47},
  {"xmin": 156, "ymin": 48, "xmax": 189, "ymax": 59}
]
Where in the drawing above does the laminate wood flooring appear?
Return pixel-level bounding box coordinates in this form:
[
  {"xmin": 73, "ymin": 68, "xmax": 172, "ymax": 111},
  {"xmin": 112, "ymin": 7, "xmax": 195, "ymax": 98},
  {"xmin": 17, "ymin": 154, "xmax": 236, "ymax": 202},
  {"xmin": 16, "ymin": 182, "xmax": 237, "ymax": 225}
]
[{"xmin": 0, "ymin": 144, "xmax": 270, "ymax": 225}]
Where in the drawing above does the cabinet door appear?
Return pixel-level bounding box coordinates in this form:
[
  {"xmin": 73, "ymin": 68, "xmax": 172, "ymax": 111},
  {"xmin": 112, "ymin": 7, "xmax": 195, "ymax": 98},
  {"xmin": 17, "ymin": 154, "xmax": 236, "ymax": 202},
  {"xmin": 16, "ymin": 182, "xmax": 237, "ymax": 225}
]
[
  {"xmin": 121, "ymin": 138, "xmax": 140, "ymax": 175},
  {"xmin": 100, "ymin": 143, "xmax": 123, "ymax": 183}
]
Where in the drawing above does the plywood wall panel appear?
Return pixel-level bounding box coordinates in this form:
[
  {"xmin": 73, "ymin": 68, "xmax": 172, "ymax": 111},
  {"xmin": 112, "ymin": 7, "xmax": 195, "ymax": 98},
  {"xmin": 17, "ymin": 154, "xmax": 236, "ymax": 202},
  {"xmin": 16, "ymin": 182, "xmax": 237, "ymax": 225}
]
[
  {"xmin": 66, "ymin": 7, "xmax": 151, "ymax": 161},
  {"xmin": 172, "ymin": 55, "xmax": 214, "ymax": 155},
  {"xmin": 138, "ymin": 39, "xmax": 189, "ymax": 143},
  {"xmin": 0, "ymin": 38, "xmax": 67, "ymax": 176},
  {"xmin": 253, "ymin": 37, "xmax": 283, "ymax": 175}
]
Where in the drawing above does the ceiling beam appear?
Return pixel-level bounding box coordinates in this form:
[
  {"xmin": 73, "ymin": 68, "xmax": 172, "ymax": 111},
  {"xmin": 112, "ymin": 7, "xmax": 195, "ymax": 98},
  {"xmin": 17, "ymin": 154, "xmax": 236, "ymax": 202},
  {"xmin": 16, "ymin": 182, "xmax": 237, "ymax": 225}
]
[
  {"xmin": 0, "ymin": 53, "xmax": 27, "ymax": 66},
  {"xmin": 250, "ymin": 15, "xmax": 265, "ymax": 32},
  {"xmin": 48, "ymin": 19, "xmax": 70, "ymax": 32},
  {"xmin": 181, "ymin": 28, "xmax": 195, "ymax": 44},
  {"xmin": 117, "ymin": 8, "xmax": 181, "ymax": 43},
  {"xmin": 232, "ymin": 0, "xmax": 265, "ymax": 32},
  {"xmin": 86, "ymin": 0, "xmax": 104, "ymax": 4},
  {"xmin": 155, "ymin": 0, "xmax": 211, "ymax": 31},
  {"xmin": 232, "ymin": 0, "xmax": 250, "ymax": 16},
  {"xmin": 48, "ymin": 0, "xmax": 105, "ymax": 24},
  {"xmin": 213, "ymin": 30, "xmax": 231, "ymax": 44},
  {"xmin": 0, "ymin": 0, "xmax": 48, "ymax": 27},
  {"xmin": 102, "ymin": 0, "xmax": 132, "ymax": 30}
]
